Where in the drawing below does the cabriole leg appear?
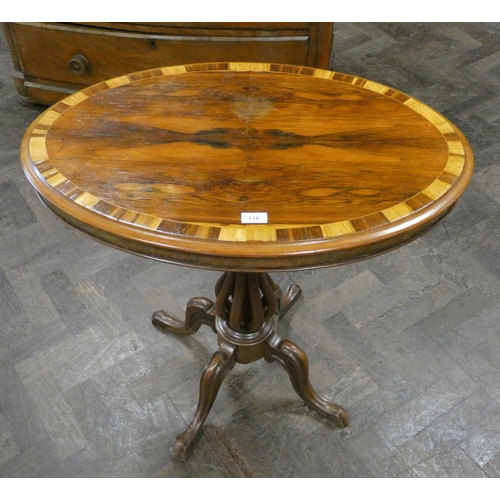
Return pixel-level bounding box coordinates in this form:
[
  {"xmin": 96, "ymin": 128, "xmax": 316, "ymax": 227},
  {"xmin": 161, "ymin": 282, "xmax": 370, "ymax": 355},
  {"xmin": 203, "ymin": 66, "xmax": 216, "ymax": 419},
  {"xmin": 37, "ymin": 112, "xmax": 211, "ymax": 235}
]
[
  {"xmin": 265, "ymin": 332, "xmax": 349, "ymax": 428},
  {"xmin": 171, "ymin": 341, "xmax": 237, "ymax": 460},
  {"xmin": 152, "ymin": 297, "xmax": 215, "ymax": 335}
]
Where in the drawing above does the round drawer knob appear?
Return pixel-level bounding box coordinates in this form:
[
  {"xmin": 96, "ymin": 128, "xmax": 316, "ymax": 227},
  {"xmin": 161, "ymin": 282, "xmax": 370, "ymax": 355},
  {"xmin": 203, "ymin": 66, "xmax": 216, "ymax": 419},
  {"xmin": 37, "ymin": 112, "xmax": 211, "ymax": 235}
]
[{"xmin": 69, "ymin": 54, "xmax": 89, "ymax": 74}]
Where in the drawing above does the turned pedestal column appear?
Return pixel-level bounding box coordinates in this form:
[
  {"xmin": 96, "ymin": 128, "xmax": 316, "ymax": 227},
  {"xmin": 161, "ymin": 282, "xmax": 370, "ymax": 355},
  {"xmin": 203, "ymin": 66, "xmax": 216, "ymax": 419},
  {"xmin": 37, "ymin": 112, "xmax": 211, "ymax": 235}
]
[{"xmin": 153, "ymin": 272, "xmax": 349, "ymax": 460}]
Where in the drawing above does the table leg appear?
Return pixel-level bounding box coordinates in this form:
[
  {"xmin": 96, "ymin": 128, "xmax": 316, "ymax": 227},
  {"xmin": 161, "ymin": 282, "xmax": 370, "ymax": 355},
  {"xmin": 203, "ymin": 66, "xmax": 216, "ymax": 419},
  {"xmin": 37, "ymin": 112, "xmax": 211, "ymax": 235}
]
[
  {"xmin": 152, "ymin": 271, "xmax": 348, "ymax": 460},
  {"xmin": 171, "ymin": 341, "xmax": 237, "ymax": 461},
  {"xmin": 265, "ymin": 332, "xmax": 349, "ymax": 428},
  {"xmin": 152, "ymin": 296, "xmax": 216, "ymax": 335}
]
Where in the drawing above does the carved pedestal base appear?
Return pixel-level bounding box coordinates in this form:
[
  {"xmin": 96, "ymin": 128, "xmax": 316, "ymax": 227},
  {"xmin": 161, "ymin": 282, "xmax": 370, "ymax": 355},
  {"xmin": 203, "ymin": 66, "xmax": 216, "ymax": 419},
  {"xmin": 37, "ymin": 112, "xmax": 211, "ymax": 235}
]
[{"xmin": 152, "ymin": 272, "xmax": 349, "ymax": 460}]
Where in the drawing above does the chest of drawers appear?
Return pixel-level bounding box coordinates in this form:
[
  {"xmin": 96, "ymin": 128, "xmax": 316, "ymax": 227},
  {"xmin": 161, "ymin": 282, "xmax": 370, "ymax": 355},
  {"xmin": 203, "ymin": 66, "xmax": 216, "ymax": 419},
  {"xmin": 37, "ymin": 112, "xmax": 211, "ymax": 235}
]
[{"xmin": 2, "ymin": 22, "xmax": 334, "ymax": 106}]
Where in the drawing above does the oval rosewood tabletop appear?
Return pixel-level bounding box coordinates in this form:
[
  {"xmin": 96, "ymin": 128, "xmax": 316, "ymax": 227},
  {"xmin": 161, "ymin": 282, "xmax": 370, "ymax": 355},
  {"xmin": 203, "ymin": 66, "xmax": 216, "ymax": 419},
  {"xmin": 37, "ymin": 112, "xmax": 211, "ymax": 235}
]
[{"xmin": 21, "ymin": 62, "xmax": 474, "ymax": 272}]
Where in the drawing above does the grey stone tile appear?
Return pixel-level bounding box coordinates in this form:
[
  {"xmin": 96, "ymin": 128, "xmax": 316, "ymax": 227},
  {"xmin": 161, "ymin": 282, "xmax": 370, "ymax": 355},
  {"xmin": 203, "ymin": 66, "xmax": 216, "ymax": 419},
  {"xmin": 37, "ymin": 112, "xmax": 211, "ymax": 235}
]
[
  {"xmin": 40, "ymin": 269, "xmax": 94, "ymax": 332},
  {"xmin": 0, "ymin": 437, "xmax": 59, "ymax": 478},
  {"xmin": 348, "ymin": 429, "xmax": 406, "ymax": 477},
  {"xmin": 0, "ymin": 180, "xmax": 37, "ymax": 236},
  {"xmin": 6, "ymin": 266, "xmax": 60, "ymax": 328},
  {"xmin": 438, "ymin": 329, "xmax": 498, "ymax": 381},
  {"xmin": 19, "ymin": 373, "xmax": 87, "ymax": 460},
  {"xmin": 0, "ymin": 366, "xmax": 50, "ymax": 453},
  {"xmin": 399, "ymin": 287, "xmax": 498, "ymax": 353},
  {"xmin": 413, "ymin": 340, "xmax": 479, "ymax": 398},
  {"xmin": 303, "ymin": 270, "xmax": 384, "ymax": 322},
  {"xmin": 0, "ymin": 271, "xmax": 23, "ymax": 324},
  {"xmin": 0, "ymin": 431, "xmax": 20, "ymax": 469},
  {"xmin": 398, "ymin": 389, "xmax": 500, "ymax": 461},
  {"xmin": 459, "ymin": 416, "xmax": 500, "ymax": 468},
  {"xmin": 410, "ymin": 446, "xmax": 489, "ymax": 478},
  {"xmin": 372, "ymin": 380, "xmax": 463, "ymax": 447}
]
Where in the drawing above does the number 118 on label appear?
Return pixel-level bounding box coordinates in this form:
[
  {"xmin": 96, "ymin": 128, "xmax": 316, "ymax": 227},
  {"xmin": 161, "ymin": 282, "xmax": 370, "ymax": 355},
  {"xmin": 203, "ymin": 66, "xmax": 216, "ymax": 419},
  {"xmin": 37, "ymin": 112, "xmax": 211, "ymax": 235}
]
[{"xmin": 241, "ymin": 212, "xmax": 268, "ymax": 224}]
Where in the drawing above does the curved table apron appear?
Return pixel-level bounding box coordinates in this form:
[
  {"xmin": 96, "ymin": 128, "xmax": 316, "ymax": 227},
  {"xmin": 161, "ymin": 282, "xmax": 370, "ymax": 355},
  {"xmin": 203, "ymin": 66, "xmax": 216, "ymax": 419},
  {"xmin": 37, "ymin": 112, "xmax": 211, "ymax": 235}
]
[{"xmin": 21, "ymin": 62, "xmax": 474, "ymax": 460}]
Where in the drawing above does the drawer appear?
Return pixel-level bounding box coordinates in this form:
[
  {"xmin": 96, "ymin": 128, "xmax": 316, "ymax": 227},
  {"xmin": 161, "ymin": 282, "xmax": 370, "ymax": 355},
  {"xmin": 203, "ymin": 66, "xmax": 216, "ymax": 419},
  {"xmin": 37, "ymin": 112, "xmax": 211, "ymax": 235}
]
[{"xmin": 3, "ymin": 23, "xmax": 333, "ymax": 105}]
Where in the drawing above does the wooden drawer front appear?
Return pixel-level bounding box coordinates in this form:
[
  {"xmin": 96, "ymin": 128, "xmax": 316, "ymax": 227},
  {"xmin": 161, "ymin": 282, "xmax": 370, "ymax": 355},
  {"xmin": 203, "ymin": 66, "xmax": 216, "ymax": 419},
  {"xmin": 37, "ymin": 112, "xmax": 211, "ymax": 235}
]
[{"xmin": 10, "ymin": 23, "xmax": 316, "ymax": 88}]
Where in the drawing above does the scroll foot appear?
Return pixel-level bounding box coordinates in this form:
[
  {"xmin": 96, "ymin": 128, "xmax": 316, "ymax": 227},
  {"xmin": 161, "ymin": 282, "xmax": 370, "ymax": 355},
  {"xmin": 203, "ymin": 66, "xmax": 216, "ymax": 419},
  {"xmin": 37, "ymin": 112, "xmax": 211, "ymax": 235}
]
[
  {"xmin": 152, "ymin": 297, "xmax": 215, "ymax": 335},
  {"xmin": 171, "ymin": 342, "xmax": 237, "ymax": 460},
  {"xmin": 266, "ymin": 334, "xmax": 349, "ymax": 428}
]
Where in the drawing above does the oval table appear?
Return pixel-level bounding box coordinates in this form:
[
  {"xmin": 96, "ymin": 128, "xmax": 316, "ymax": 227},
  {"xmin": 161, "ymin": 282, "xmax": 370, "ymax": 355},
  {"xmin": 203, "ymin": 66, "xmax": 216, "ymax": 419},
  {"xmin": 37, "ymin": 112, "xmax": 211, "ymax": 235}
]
[{"xmin": 21, "ymin": 62, "xmax": 474, "ymax": 460}]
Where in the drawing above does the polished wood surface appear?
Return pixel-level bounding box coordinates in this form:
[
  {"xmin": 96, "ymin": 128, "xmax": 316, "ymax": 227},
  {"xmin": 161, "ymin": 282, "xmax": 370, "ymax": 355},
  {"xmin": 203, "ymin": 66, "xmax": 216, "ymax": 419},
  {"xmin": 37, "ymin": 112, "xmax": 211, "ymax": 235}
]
[
  {"xmin": 3, "ymin": 23, "xmax": 333, "ymax": 105},
  {"xmin": 20, "ymin": 61, "xmax": 474, "ymax": 461},
  {"xmin": 21, "ymin": 62, "xmax": 473, "ymax": 272},
  {"xmin": 152, "ymin": 272, "xmax": 348, "ymax": 460}
]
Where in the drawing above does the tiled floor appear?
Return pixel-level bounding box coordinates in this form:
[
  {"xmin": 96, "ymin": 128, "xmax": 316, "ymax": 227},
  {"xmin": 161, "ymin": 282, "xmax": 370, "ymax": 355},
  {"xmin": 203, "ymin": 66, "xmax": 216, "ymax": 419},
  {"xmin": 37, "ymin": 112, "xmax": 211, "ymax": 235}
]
[{"xmin": 1, "ymin": 22, "xmax": 500, "ymax": 477}]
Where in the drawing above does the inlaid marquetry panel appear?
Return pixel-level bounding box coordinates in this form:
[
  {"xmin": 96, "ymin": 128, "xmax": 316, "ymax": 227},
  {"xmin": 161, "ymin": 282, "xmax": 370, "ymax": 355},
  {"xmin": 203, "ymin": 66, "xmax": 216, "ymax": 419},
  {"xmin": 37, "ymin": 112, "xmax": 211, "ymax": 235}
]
[{"xmin": 21, "ymin": 62, "xmax": 473, "ymax": 271}]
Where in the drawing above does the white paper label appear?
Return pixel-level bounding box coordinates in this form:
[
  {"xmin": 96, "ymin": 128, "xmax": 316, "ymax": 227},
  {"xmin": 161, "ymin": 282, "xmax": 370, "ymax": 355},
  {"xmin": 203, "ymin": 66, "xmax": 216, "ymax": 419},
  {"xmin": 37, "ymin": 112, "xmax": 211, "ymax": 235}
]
[{"xmin": 241, "ymin": 212, "xmax": 268, "ymax": 224}]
